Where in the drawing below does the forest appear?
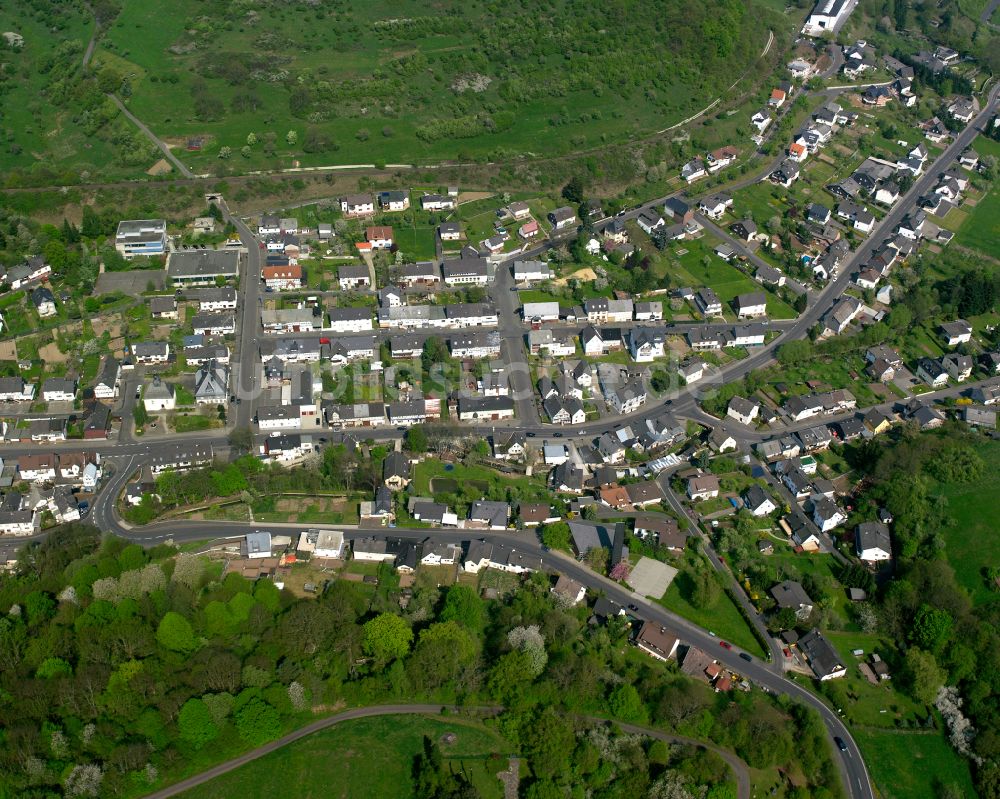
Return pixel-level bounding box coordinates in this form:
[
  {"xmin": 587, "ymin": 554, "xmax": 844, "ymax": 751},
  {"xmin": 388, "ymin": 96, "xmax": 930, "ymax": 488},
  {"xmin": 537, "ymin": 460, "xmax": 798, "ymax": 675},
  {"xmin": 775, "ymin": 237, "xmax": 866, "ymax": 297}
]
[{"xmin": 0, "ymin": 525, "xmax": 844, "ymax": 798}]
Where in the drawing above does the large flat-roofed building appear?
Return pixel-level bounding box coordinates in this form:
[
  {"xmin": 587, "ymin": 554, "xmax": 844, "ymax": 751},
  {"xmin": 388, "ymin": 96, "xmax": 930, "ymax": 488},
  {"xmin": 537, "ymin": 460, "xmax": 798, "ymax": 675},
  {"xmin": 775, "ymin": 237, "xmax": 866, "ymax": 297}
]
[
  {"xmin": 115, "ymin": 219, "xmax": 167, "ymax": 259},
  {"xmin": 802, "ymin": 0, "xmax": 858, "ymax": 36},
  {"xmin": 167, "ymin": 250, "xmax": 240, "ymax": 287}
]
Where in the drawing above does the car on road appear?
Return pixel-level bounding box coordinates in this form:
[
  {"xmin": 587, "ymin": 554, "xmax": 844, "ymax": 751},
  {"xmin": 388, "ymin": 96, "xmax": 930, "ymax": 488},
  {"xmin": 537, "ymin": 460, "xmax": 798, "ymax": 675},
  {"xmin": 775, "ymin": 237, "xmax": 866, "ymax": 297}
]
[
  {"xmin": 526, "ymin": 432, "xmax": 536, "ymax": 437},
  {"xmin": 835, "ymin": 737, "xmax": 847, "ymax": 752},
  {"xmin": 739, "ymin": 652, "xmax": 753, "ymax": 663},
  {"xmin": 719, "ymin": 641, "xmax": 732, "ymax": 650},
  {"xmin": 708, "ymin": 631, "xmax": 717, "ymax": 637}
]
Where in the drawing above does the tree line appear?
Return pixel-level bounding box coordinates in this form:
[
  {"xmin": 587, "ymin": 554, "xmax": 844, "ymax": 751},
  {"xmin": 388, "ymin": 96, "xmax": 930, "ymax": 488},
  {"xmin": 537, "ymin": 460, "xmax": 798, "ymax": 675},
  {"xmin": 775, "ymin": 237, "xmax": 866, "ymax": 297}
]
[{"xmin": 0, "ymin": 524, "xmax": 844, "ymax": 798}]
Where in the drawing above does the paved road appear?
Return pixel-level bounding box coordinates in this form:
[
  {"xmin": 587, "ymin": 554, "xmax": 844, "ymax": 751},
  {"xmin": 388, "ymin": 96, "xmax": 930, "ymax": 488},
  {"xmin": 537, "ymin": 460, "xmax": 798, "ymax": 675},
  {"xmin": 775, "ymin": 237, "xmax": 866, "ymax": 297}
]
[
  {"xmin": 224, "ymin": 208, "xmax": 263, "ymax": 430},
  {"xmin": 141, "ymin": 702, "xmax": 752, "ymax": 799}
]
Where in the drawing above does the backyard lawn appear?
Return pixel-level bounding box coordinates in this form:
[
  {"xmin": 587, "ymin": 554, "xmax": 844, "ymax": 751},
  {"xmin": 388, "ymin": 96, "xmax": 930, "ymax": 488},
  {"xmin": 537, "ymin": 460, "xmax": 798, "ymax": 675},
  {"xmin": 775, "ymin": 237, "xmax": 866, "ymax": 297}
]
[{"xmin": 179, "ymin": 713, "xmax": 509, "ymax": 799}]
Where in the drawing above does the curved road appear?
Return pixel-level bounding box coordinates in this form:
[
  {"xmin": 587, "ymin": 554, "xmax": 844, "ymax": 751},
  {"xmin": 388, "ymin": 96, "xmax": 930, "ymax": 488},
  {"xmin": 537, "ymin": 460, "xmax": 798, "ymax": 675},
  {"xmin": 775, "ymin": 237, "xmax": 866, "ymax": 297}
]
[{"xmin": 142, "ymin": 703, "xmax": 752, "ymax": 799}]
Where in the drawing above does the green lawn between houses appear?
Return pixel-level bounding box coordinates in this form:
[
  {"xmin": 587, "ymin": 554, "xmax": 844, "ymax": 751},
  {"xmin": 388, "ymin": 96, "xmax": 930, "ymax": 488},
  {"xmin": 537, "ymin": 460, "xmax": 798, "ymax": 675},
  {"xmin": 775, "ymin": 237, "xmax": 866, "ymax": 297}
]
[{"xmin": 178, "ymin": 714, "xmax": 509, "ymax": 799}]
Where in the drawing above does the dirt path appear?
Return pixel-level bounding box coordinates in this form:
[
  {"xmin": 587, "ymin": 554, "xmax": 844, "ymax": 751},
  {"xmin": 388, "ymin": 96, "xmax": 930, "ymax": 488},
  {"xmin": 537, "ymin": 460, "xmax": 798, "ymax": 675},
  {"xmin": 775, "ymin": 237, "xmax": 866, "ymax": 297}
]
[{"xmin": 140, "ymin": 705, "xmax": 753, "ymax": 799}]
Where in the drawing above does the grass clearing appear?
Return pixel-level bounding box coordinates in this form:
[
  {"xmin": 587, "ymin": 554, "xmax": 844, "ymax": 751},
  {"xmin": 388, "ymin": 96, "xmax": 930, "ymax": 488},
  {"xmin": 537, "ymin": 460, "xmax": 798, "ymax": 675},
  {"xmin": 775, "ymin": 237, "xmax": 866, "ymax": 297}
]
[
  {"xmin": 853, "ymin": 727, "xmax": 976, "ymax": 799},
  {"xmin": 935, "ymin": 438, "xmax": 1000, "ymax": 605},
  {"xmin": 659, "ymin": 550, "xmax": 765, "ymax": 657},
  {"xmin": 953, "ymin": 156, "xmax": 1000, "ymax": 257},
  {"xmin": 90, "ymin": 0, "xmax": 781, "ymax": 173},
  {"xmin": 178, "ymin": 713, "xmax": 509, "ymax": 799}
]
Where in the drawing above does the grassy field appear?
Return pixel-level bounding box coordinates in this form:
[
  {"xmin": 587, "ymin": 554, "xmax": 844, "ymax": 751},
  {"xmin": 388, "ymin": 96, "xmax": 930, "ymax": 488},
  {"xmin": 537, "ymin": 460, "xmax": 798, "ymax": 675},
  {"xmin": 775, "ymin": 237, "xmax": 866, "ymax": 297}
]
[
  {"xmin": 854, "ymin": 727, "xmax": 977, "ymax": 799},
  {"xmin": 936, "ymin": 438, "xmax": 1000, "ymax": 606},
  {"xmin": 659, "ymin": 550, "xmax": 765, "ymax": 657},
  {"xmin": 178, "ymin": 713, "xmax": 510, "ymax": 799},
  {"xmin": 953, "ymin": 137, "xmax": 1000, "ymax": 258},
  {"xmin": 91, "ymin": 0, "xmax": 779, "ymax": 172},
  {"xmin": 0, "ymin": 5, "xmax": 126, "ymax": 177}
]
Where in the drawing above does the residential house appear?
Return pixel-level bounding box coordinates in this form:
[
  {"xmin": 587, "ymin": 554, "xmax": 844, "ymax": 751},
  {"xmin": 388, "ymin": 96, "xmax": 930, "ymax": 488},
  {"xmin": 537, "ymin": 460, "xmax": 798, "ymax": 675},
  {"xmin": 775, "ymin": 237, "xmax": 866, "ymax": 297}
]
[
  {"xmin": 812, "ymin": 496, "xmax": 846, "ymax": 532},
  {"xmin": 567, "ymin": 520, "xmax": 623, "ymax": 559},
  {"xmin": 681, "ymin": 159, "xmax": 706, "ymax": 183},
  {"xmin": 733, "ymin": 291, "xmax": 767, "ymax": 319},
  {"xmin": 940, "ymin": 319, "xmax": 973, "ymax": 346},
  {"xmin": 194, "ymin": 360, "xmax": 229, "ymax": 405},
  {"xmin": 518, "ymin": 220, "xmax": 540, "ymax": 239},
  {"xmin": 628, "ymin": 328, "xmax": 665, "ymax": 363},
  {"xmin": 552, "ymin": 575, "xmax": 587, "ymax": 606},
  {"xmin": 508, "ymin": 201, "xmax": 531, "ymax": 220},
  {"xmin": 664, "ymin": 197, "xmax": 694, "ymax": 225},
  {"xmin": 262, "ymin": 264, "xmax": 303, "ymax": 291},
  {"xmin": 192, "ymin": 312, "xmax": 236, "ymax": 336},
  {"xmin": 340, "ymin": 193, "xmax": 376, "ymax": 217},
  {"xmin": 694, "ymin": 288, "xmax": 722, "ymax": 316},
  {"xmin": 916, "ymin": 357, "xmax": 948, "ymax": 388},
  {"xmin": 397, "ymin": 261, "xmax": 441, "ymax": 287},
  {"xmin": 31, "ymin": 287, "xmax": 56, "ymax": 317},
  {"xmin": 743, "ymin": 485, "xmax": 777, "ymax": 517},
  {"xmin": 687, "ymin": 474, "xmax": 720, "ymax": 501},
  {"xmin": 637, "ymin": 211, "xmax": 665, "ymax": 235},
  {"xmin": 378, "ymin": 190, "xmax": 410, "ymax": 212},
  {"xmin": 636, "ymin": 622, "xmax": 679, "ymax": 661},
  {"xmin": 41, "ymin": 378, "xmax": 76, "ymax": 402},
  {"xmin": 942, "ymin": 352, "xmax": 973, "ymax": 382},
  {"xmin": 457, "ymin": 396, "xmax": 515, "ymax": 422},
  {"xmin": 142, "ymin": 377, "xmax": 175, "ymax": 412},
  {"xmin": 492, "ymin": 432, "xmax": 526, "ymax": 461},
  {"xmin": 93, "ymin": 357, "xmax": 121, "ymax": 400},
  {"xmin": 420, "ymin": 193, "xmax": 456, "ymax": 211},
  {"xmin": 770, "ymin": 580, "xmax": 814, "ymax": 620},
  {"xmin": 706, "ymin": 146, "xmax": 738, "ymax": 172},
  {"xmin": 727, "ymin": 396, "xmax": 760, "ymax": 426},
  {"xmin": 634, "ymin": 301, "xmax": 663, "ymax": 321},
  {"xmin": 770, "ymin": 160, "xmax": 800, "ymax": 187},
  {"xmin": 365, "ymin": 226, "xmax": 394, "ymax": 250},
  {"xmin": 799, "ymin": 629, "xmax": 847, "ymax": 680},
  {"xmin": 855, "ymin": 521, "xmax": 891, "ymax": 561},
  {"xmin": 751, "ymin": 109, "xmax": 772, "ymax": 134},
  {"xmin": 443, "ymin": 257, "xmax": 490, "ymax": 286},
  {"xmin": 149, "ymin": 295, "xmax": 178, "ymax": 320},
  {"xmin": 548, "ymin": 207, "xmax": 577, "ymax": 230},
  {"xmin": 439, "ymin": 221, "xmax": 462, "ymax": 241},
  {"xmin": 0, "ymin": 377, "xmax": 35, "ymax": 402},
  {"xmin": 338, "ymin": 264, "xmax": 371, "ymax": 291},
  {"xmin": 551, "ymin": 461, "xmax": 586, "ymax": 494},
  {"xmin": 513, "ymin": 260, "xmax": 552, "ymax": 284},
  {"xmin": 698, "ymin": 193, "xmax": 733, "ymax": 220},
  {"xmin": 18, "ymin": 454, "xmax": 58, "ymax": 482}
]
